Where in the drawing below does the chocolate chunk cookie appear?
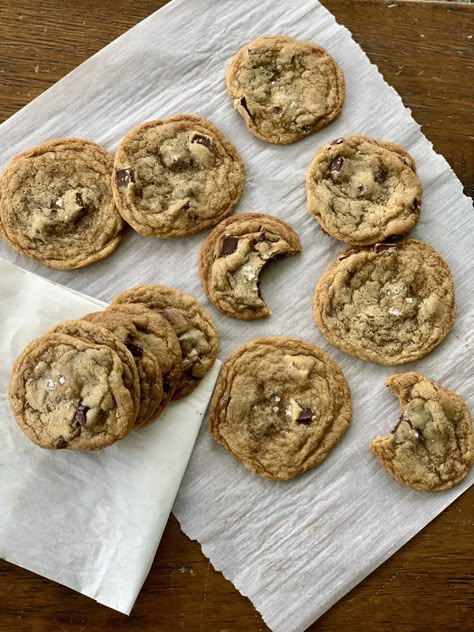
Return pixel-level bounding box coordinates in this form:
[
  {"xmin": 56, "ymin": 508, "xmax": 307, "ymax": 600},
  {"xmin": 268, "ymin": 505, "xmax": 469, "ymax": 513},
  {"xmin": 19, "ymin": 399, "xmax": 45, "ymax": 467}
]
[
  {"xmin": 112, "ymin": 285, "xmax": 218, "ymax": 399},
  {"xmin": 371, "ymin": 372, "xmax": 473, "ymax": 491},
  {"xmin": 226, "ymin": 35, "xmax": 345, "ymax": 144},
  {"xmin": 306, "ymin": 135, "xmax": 422, "ymax": 245},
  {"xmin": 209, "ymin": 337, "xmax": 351, "ymax": 480},
  {"xmin": 199, "ymin": 213, "xmax": 302, "ymax": 320},
  {"xmin": 112, "ymin": 115, "xmax": 245, "ymax": 237},
  {"xmin": 48, "ymin": 319, "xmax": 140, "ymax": 424},
  {"xmin": 313, "ymin": 239, "xmax": 456, "ymax": 365},
  {"xmin": 9, "ymin": 332, "xmax": 135, "ymax": 450},
  {"xmin": 81, "ymin": 310, "xmax": 163, "ymax": 426},
  {"xmin": 104, "ymin": 303, "xmax": 183, "ymax": 422},
  {"xmin": 0, "ymin": 138, "xmax": 124, "ymax": 269}
]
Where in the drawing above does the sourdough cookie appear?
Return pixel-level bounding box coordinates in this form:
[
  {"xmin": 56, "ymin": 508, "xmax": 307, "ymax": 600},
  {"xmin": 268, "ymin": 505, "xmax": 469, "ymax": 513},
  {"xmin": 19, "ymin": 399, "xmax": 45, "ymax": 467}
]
[
  {"xmin": 105, "ymin": 303, "xmax": 183, "ymax": 421},
  {"xmin": 82, "ymin": 310, "xmax": 163, "ymax": 426},
  {"xmin": 226, "ymin": 35, "xmax": 345, "ymax": 144},
  {"xmin": 371, "ymin": 372, "xmax": 473, "ymax": 491},
  {"xmin": 306, "ymin": 135, "xmax": 422, "ymax": 245},
  {"xmin": 0, "ymin": 138, "xmax": 124, "ymax": 269},
  {"xmin": 112, "ymin": 115, "xmax": 245, "ymax": 238},
  {"xmin": 199, "ymin": 213, "xmax": 302, "ymax": 320},
  {"xmin": 48, "ymin": 319, "xmax": 140, "ymax": 424},
  {"xmin": 209, "ymin": 337, "xmax": 351, "ymax": 480},
  {"xmin": 112, "ymin": 285, "xmax": 218, "ymax": 399},
  {"xmin": 9, "ymin": 332, "xmax": 135, "ymax": 450},
  {"xmin": 313, "ymin": 239, "xmax": 455, "ymax": 365}
]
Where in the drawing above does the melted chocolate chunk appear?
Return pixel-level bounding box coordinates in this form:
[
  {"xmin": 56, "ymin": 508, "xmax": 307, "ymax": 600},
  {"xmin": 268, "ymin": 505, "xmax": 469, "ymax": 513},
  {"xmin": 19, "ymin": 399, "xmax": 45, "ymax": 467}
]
[
  {"xmin": 412, "ymin": 198, "xmax": 419, "ymax": 210},
  {"xmin": 125, "ymin": 334, "xmax": 143, "ymax": 358},
  {"xmin": 72, "ymin": 403, "xmax": 89, "ymax": 427},
  {"xmin": 56, "ymin": 437, "xmax": 68, "ymax": 449},
  {"xmin": 330, "ymin": 155, "xmax": 344, "ymax": 173},
  {"xmin": 297, "ymin": 409, "xmax": 314, "ymax": 425},
  {"xmin": 299, "ymin": 125, "xmax": 311, "ymax": 132},
  {"xmin": 272, "ymin": 106, "xmax": 282, "ymax": 115},
  {"xmin": 221, "ymin": 234, "xmax": 239, "ymax": 256},
  {"xmin": 240, "ymin": 96, "xmax": 253, "ymax": 119},
  {"xmin": 374, "ymin": 236, "xmax": 404, "ymax": 253},
  {"xmin": 116, "ymin": 168, "xmax": 134, "ymax": 189},
  {"xmin": 191, "ymin": 133, "xmax": 212, "ymax": 149},
  {"xmin": 75, "ymin": 192, "xmax": 88, "ymax": 212},
  {"xmin": 163, "ymin": 379, "xmax": 171, "ymax": 394}
]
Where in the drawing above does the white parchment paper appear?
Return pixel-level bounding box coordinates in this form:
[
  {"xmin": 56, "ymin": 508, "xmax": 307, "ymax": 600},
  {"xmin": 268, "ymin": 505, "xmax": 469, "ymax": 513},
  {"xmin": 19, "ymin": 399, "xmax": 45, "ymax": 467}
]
[
  {"xmin": 0, "ymin": 0, "xmax": 472, "ymax": 629},
  {"xmin": 0, "ymin": 259, "xmax": 220, "ymax": 614}
]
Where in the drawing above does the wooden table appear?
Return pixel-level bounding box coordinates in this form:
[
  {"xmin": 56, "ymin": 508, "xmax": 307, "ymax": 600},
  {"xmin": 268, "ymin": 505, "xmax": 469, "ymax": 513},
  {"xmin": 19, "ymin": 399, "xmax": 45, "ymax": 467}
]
[{"xmin": 0, "ymin": 1, "xmax": 472, "ymax": 630}]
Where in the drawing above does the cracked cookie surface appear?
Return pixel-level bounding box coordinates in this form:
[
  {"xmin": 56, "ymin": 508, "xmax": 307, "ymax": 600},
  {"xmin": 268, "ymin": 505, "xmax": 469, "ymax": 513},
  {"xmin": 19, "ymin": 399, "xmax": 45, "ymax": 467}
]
[
  {"xmin": 371, "ymin": 372, "xmax": 473, "ymax": 491},
  {"xmin": 313, "ymin": 239, "xmax": 455, "ymax": 365},
  {"xmin": 209, "ymin": 337, "xmax": 351, "ymax": 480},
  {"xmin": 48, "ymin": 319, "xmax": 140, "ymax": 424},
  {"xmin": 226, "ymin": 35, "xmax": 345, "ymax": 144},
  {"xmin": 112, "ymin": 285, "xmax": 218, "ymax": 399},
  {"xmin": 306, "ymin": 135, "xmax": 422, "ymax": 245},
  {"xmin": 81, "ymin": 310, "xmax": 163, "ymax": 426},
  {"xmin": 9, "ymin": 332, "xmax": 135, "ymax": 450},
  {"xmin": 105, "ymin": 303, "xmax": 183, "ymax": 422},
  {"xmin": 199, "ymin": 213, "xmax": 302, "ymax": 320},
  {"xmin": 0, "ymin": 138, "xmax": 124, "ymax": 269},
  {"xmin": 112, "ymin": 115, "xmax": 245, "ymax": 237}
]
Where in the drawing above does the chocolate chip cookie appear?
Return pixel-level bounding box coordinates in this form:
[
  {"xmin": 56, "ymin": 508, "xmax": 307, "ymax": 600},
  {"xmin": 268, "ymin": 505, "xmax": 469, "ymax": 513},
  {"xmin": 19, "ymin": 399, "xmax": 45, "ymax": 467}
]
[
  {"xmin": 9, "ymin": 332, "xmax": 135, "ymax": 450},
  {"xmin": 112, "ymin": 115, "xmax": 245, "ymax": 238},
  {"xmin": 81, "ymin": 310, "xmax": 163, "ymax": 426},
  {"xmin": 226, "ymin": 35, "xmax": 345, "ymax": 144},
  {"xmin": 209, "ymin": 337, "xmax": 351, "ymax": 480},
  {"xmin": 104, "ymin": 303, "xmax": 183, "ymax": 421},
  {"xmin": 306, "ymin": 135, "xmax": 422, "ymax": 245},
  {"xmin": 371, "ymin": 372, "xmax": 473, "ymax": 491},
  {"xmin": 0, "ymin": 138, "xmax": 125, "ymax": 269},
  {"xmin": 313, "ymin": 239, "xmax": 456, "ymax": 365},
  {"xmin": 112, "ymin": 285, "xmax": 218, "ymax": 399},
  {"xmin": 199, "ymin": 213, "xmax": 302, "ymax": 320},
  {"xmin": 48, "ymin": 319, "xmax": 140, "ymax": 424}
]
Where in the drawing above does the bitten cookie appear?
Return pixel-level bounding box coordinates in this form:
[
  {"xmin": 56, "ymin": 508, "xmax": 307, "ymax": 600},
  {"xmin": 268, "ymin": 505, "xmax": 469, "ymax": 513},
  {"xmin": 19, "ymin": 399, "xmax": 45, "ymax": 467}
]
[
  {"xmin": 209, "ymin": 337, "xmax": 351, "ymax": 480},
  {"xmin": 0, "ymin": 138, "xmax": 124, "ymax": 269},
  {"xmin": 313, "ymin": 239, "xmax": 455, "ymax": 365},
  {"xmin": 81, "ymin": 310, "xmax": 163, "ymax": 426},
  {"xmin": 105, "ymin": 303, "xmax": 183, "ymax": 421},
  {"xmin": 112, "ymin": 115, "xmax": 245, "ymax": 237},
  {"xmin": 306, "ymin": 135, "xmax": 422, "ymax": 245},
  {"xmin": 112, "ymin": 285, "xmax": 218, "ymax": 399},
  {"xmin": 199, "ymin": 213, "xmax": 302, "ymax": 320},
  {"xmin": 370, "ymin": 372, "xmax": 473, "ymax": 491},
  {"xmin": 9, "ymin": 332, "xmax": 135, "ymax": 450},
  {"xmin": 226, "ymin": 35, "xmax": 345, "ymax": 144}
]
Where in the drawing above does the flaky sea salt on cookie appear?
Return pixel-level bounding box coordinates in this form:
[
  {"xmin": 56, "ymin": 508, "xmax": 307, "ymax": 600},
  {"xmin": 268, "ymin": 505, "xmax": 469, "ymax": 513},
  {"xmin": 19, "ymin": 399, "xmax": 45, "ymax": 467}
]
[
  {"xmin": 226, "ymin": 35, "xmax": 345, "ymax": 144},
  {"xmin": 112, "ymin": 115, "xmax": 245, "ymax": 237},
  {"xmin": 0, "ymin": 138, "xmax": 124, "ymax": 269}
]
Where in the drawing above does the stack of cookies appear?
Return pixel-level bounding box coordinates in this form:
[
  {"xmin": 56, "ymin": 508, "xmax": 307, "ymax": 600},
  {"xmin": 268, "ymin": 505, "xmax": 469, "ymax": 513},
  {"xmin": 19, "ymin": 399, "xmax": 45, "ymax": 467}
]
[{"xmin": 9, "ymin": 285, "xmax": 218, "ymax": 450}]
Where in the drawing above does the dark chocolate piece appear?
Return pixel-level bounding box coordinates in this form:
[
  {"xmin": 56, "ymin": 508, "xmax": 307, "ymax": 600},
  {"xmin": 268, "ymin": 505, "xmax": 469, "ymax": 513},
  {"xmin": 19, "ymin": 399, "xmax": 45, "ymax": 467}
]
[
  {"xmin": 221, "ymin": 235, "xmax": 239, "ymax": 256},
  {"xmin": 116, "ymin": 168, "xmax": 134, "ymax": 189}
]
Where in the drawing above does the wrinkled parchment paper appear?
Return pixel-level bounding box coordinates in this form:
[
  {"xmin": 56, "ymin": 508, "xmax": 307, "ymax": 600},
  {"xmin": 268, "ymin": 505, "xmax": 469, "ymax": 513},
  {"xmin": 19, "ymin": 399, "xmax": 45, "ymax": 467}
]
[
  {"xmin": 0, "ymin": 0, "xmax": 472, "ymax": 628},
  {"xmin": 0, "ymin": 259, "xmax": 220, "ymax": 613}
]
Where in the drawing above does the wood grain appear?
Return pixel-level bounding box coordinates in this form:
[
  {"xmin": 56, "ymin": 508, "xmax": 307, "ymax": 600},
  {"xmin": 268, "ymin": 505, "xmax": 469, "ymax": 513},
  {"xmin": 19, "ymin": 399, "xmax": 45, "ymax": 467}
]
[{"xmin": 0, "ymin": 1, "xmax": 472, "ymax": 631}]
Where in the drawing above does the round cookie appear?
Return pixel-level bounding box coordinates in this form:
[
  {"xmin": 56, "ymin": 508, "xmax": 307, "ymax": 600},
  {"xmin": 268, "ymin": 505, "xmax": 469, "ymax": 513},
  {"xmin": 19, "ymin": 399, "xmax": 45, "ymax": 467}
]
[
  {"xmin": 105, "ymin": 303, "xmax": 183, "ymax": 422},
  {"xmin": 199, "ymin": 212, "xmax": 302, "ymax": 320},
  {"xmin": 313, "ymin": 239, "xmax": 456, "ymax": 365},
  {"xmin": 81, "ymin": 310, "xmax": 163, "ymax": 426},
  {"xmin": 48, "ymin": 319, "xmax": 140, "ymax": 426},
  {"xmin": 112, "ymin": 115, "xmax": 245, "ymax": 238},
  {"xmin": 112, "ymin": 285, "xmax": 218, "ymax": 399},
  {"xmin": 370, "ymin": 372, "xmax": 473, "ymax": 491},
  {"xmin": 226, "ymin": 35, "xmax": 345, "ymax": 144},
  {"xmin": 0, "ymin": 138, "xmax": 125, "ymax": 269},
  {"xmin": 209, "ymin": 337, "xmax": 351, "ymax": 480},
  {"xmin": 9, "ymin": 332, "xmax": 135, "ymax": 450},
  {"xmin": 306, "ymin": 135, "xmax": 422, "ymax": 245}
]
